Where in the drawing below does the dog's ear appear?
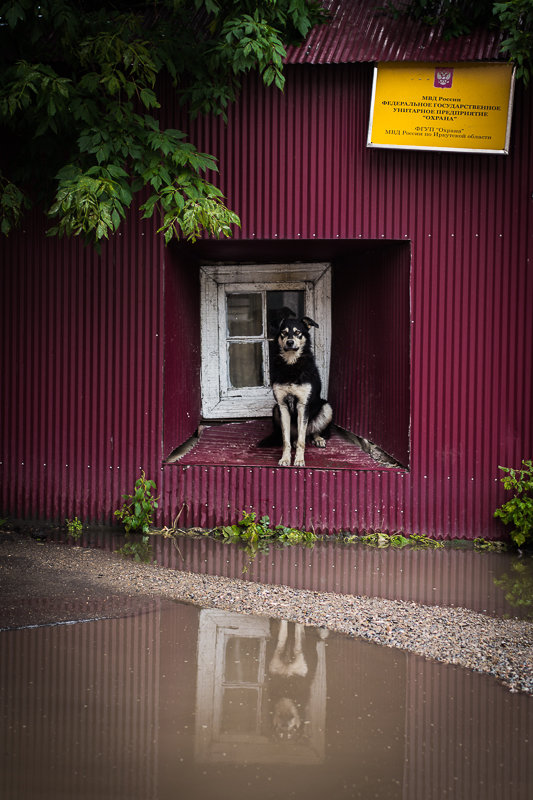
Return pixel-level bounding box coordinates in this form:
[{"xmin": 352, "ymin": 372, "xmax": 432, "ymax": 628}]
[
  {"xmin": 278, "ymin": 317, "xmax": 288, "ymax": 332},
  {"xmin": 301, "ymin": 316, "xmax": 319, "ymax": 329}
]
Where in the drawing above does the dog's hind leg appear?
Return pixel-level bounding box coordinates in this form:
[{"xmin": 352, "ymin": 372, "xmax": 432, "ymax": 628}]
[{"xmin": 309, "ymin": 402, "xmax": 333, "ymax": 448}]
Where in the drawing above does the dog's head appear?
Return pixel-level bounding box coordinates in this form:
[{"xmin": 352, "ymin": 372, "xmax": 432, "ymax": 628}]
[
  {"xmin": 272, "ymin": 697, "xmax": 303, "ymax": 741},
  {"xmin": 276, "ymin": 316, "xmax": 318, "ymax": 363}
]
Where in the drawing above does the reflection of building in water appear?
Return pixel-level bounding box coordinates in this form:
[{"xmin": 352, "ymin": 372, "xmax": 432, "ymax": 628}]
[
  {"xmin": 2, "ymin": 602, "xmax": 532, "ymax": 799},
  {"xmin": 194, "ymin": 610, "xmax": 327, "ymax": 764}
]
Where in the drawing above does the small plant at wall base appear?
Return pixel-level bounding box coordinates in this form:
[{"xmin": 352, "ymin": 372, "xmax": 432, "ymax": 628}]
[
  {"xmin": 494, "ymin": 460, "xmax": 533, "ymax": 548},
  {"xmin": 343, "ymin": 531, "xmax": 444, "ymax": 549},
  {"xmin": 114, "ymin": 471, "xmax": 159, "ymax": 562},
  {"xmin": 473, "ymin": 537, "xmax": 507, "ymax": 552},
  {"xmin": 213, "ymin": 511, "xmax": 317, "ymax": 568},
  {"xmin": 65, "ymin": 516, "xmax": 83, "ymax": 542}
]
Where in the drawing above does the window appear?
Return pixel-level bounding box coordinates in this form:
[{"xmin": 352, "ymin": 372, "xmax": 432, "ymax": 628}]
[{"xmin": 200, "ymin": 263, "xmax": 331, "ymax": 418}]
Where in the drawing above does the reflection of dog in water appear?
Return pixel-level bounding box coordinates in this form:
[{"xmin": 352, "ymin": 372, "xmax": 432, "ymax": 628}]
[{"xmin": 267, "ymin": 620, "xmax": 320, "ymax": 741}]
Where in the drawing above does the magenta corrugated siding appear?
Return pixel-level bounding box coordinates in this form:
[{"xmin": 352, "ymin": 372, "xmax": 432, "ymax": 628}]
[
  {"xmin": 1, "ymin": 57, "xmax": 532, "ymax": 538},
  {"xmin": 329, "ymin": 244, "xmax": 411, "ymax": 464},
  {"xmin": 160, "ymin": 64, "xmax": 532, "ymax": 539},
  {"xmin": 286, "ymin": 0, "xmax": 504, "ymax": 64},
  {"xmin": 0, "ymin": 208, "xmax": 165, "ymax": 524},
  {"xmin": 163, "ymin": 246, "xmax": 201, "ymax": 451}
]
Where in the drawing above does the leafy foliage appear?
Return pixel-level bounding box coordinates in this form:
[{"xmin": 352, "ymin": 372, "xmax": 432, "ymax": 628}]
[
  {"xmin": 473, "ymin": 536, "xmax": 507, "ymax": 551},
  {"xmin": 114, "ymin": 470, "xmax": 159, "ymax": 561},
  {"xmin": 384, "ymin": 0, "xmax": 533, "ymax": 83},
  {"xmin": 495, "ymin": 1, "xmax": 533, "ymax": 83},
  {"xmin": 65, "ymin": 515, "xmax": 83, "ymax": 541},
  {"xmin": 343, "ymin": 531, "xmax": 444, "ymax": 548},
  {"xmin": 494, "ymin": 460, "xmax": 533, "ymax": 547},
  {"xmin": 360, "ymin": 531, "xmax": 444, "ymax": 549},
  {"xmin": 114, "ymin": 470, "xmax": 159, "ymax": 534},
  {"xmin": 214, "ymin": 510, "xmax": 317, "ymax": 567},
  {"xmin": 0, "ymin": 0, "xmax": 326, "ymax": 244},
  {"xmin": 494, "ymin": 560, "xmax": 533, "ymax": 616}
]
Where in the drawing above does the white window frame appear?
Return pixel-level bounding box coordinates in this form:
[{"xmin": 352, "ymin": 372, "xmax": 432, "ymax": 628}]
[{"xmin": 200, "ymin": 263, "xmax": 331, "ymax": 419}]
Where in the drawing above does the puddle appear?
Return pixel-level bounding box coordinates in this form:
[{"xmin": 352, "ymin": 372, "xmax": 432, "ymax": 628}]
[
  {"xmin": 50, "ymin": 528, "xmax": 533, "ymax": 619},
  {"xmin": 149, "ymin": 535, "xmax": 533, "ymax": 618},
  {"xmin": 1, "ymin": 602, "xmax": 531, "ymax": 800}
]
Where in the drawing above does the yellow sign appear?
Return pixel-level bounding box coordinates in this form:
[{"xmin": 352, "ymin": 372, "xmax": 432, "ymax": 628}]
[{"xmin": 368, "ymin": 62, "xmax": 515, "ymax": 154}]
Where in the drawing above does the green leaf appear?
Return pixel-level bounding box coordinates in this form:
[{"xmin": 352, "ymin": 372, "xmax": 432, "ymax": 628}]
[
  {"xmin": 1, "ymin": 0, "xmax": 324, "ymax": 243},
  {"xmin": 5, "ymin": 3, "xmax": 25, "ymax": 28},
  {"xmin": 140, "ymin": 88, "xmax": 159, "ymax": 109}
]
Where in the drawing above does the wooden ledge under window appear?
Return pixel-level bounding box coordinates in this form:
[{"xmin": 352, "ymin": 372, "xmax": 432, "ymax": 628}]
[{"xmin": 166, "ymin": 419, "xmax": 405, "ymax": 471}]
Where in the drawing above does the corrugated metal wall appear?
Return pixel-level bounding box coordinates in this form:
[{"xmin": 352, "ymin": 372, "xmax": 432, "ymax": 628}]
[
  {"xmin": 0, "ymin": 209, "xmax": 165, "ymax": 523},
  {"xmin": 1, "ymin": 62, "xmax": 532, "ymax": 538},
  {"xmin": 329, "ymin": 243, "xmax": 411, "ymax": 465},
  {"xmin": 162, "ymin": 64, "xmax": 532, "ymax": 538}
]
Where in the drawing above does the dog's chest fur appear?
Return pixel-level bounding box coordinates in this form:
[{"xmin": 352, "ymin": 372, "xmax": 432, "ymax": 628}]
[
  {"xmin": 271, "ymin": 350, "xmax": 320, "ymax": 412},
  {"xmin": 273, "ymin": 382, "xmax": 312, "ymax": 413}
]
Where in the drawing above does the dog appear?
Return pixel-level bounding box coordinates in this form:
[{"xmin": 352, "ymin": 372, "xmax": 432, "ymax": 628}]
[{"xmin": 261, "ymin": 316, "xmax": 333, "ymax": 467}]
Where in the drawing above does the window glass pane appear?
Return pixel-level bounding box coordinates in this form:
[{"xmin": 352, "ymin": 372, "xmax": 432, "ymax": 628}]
[
  {"xmin": 228, "ymin": 342, "xmax": 263, "ymax": 388},
  {"xmin": 224, "ymin": 637, "xmax": 261, "ymax": 683},
  {"xmin": 220, "ymin": 688, "xmax": 259, "ymax": 735},
  {"xmin": 266, "ymin": 290, "xmax": 305, "ymax": 337},
  {"xmin": 227, "ymin": 293, "xmax": 262, "ymax": 337}
]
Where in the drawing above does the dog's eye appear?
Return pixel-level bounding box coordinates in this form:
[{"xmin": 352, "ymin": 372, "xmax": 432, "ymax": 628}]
[{"xmin": 294, "ymin": 331, "xmax": 303, "ymax": 339}]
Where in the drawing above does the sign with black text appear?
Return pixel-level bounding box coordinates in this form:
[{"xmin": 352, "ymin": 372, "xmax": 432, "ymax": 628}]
[{"xmin": 368, "ymin": 62, "xmax": 515, "ymax": 154}]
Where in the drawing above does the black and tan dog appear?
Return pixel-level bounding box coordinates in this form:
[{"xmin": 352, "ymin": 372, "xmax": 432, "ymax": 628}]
[{"xmin": 262, "ymin": 316, "xmax": 333, "ymax": 467}]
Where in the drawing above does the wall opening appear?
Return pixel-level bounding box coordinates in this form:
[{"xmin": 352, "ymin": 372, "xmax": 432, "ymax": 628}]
[{"xmin": 164, "ymin": 239, "xmax": 410, "ymax": 470}]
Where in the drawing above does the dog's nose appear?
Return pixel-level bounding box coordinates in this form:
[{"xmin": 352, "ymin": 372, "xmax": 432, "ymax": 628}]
[{"xmin": 286, "ymin": 339, "xmax": 294, "ymax": 347}]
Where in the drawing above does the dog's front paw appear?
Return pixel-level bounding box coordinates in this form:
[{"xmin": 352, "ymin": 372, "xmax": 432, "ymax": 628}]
[
  {"xmin": 278, "ymin": 452, "xmax": 291, "ymax": 467},
  {"xmin": 294, "ymin": 454, "xmax": 305, "ymax": 467},
  {"xmin": 313, "ymin": 435, "xmax": 326, "ymax": 448}
]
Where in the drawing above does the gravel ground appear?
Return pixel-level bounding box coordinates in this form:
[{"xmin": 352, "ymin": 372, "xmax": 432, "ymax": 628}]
[{"xmin": 1, "ymin": 534, "xmax": 532, "ymax": 695}]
